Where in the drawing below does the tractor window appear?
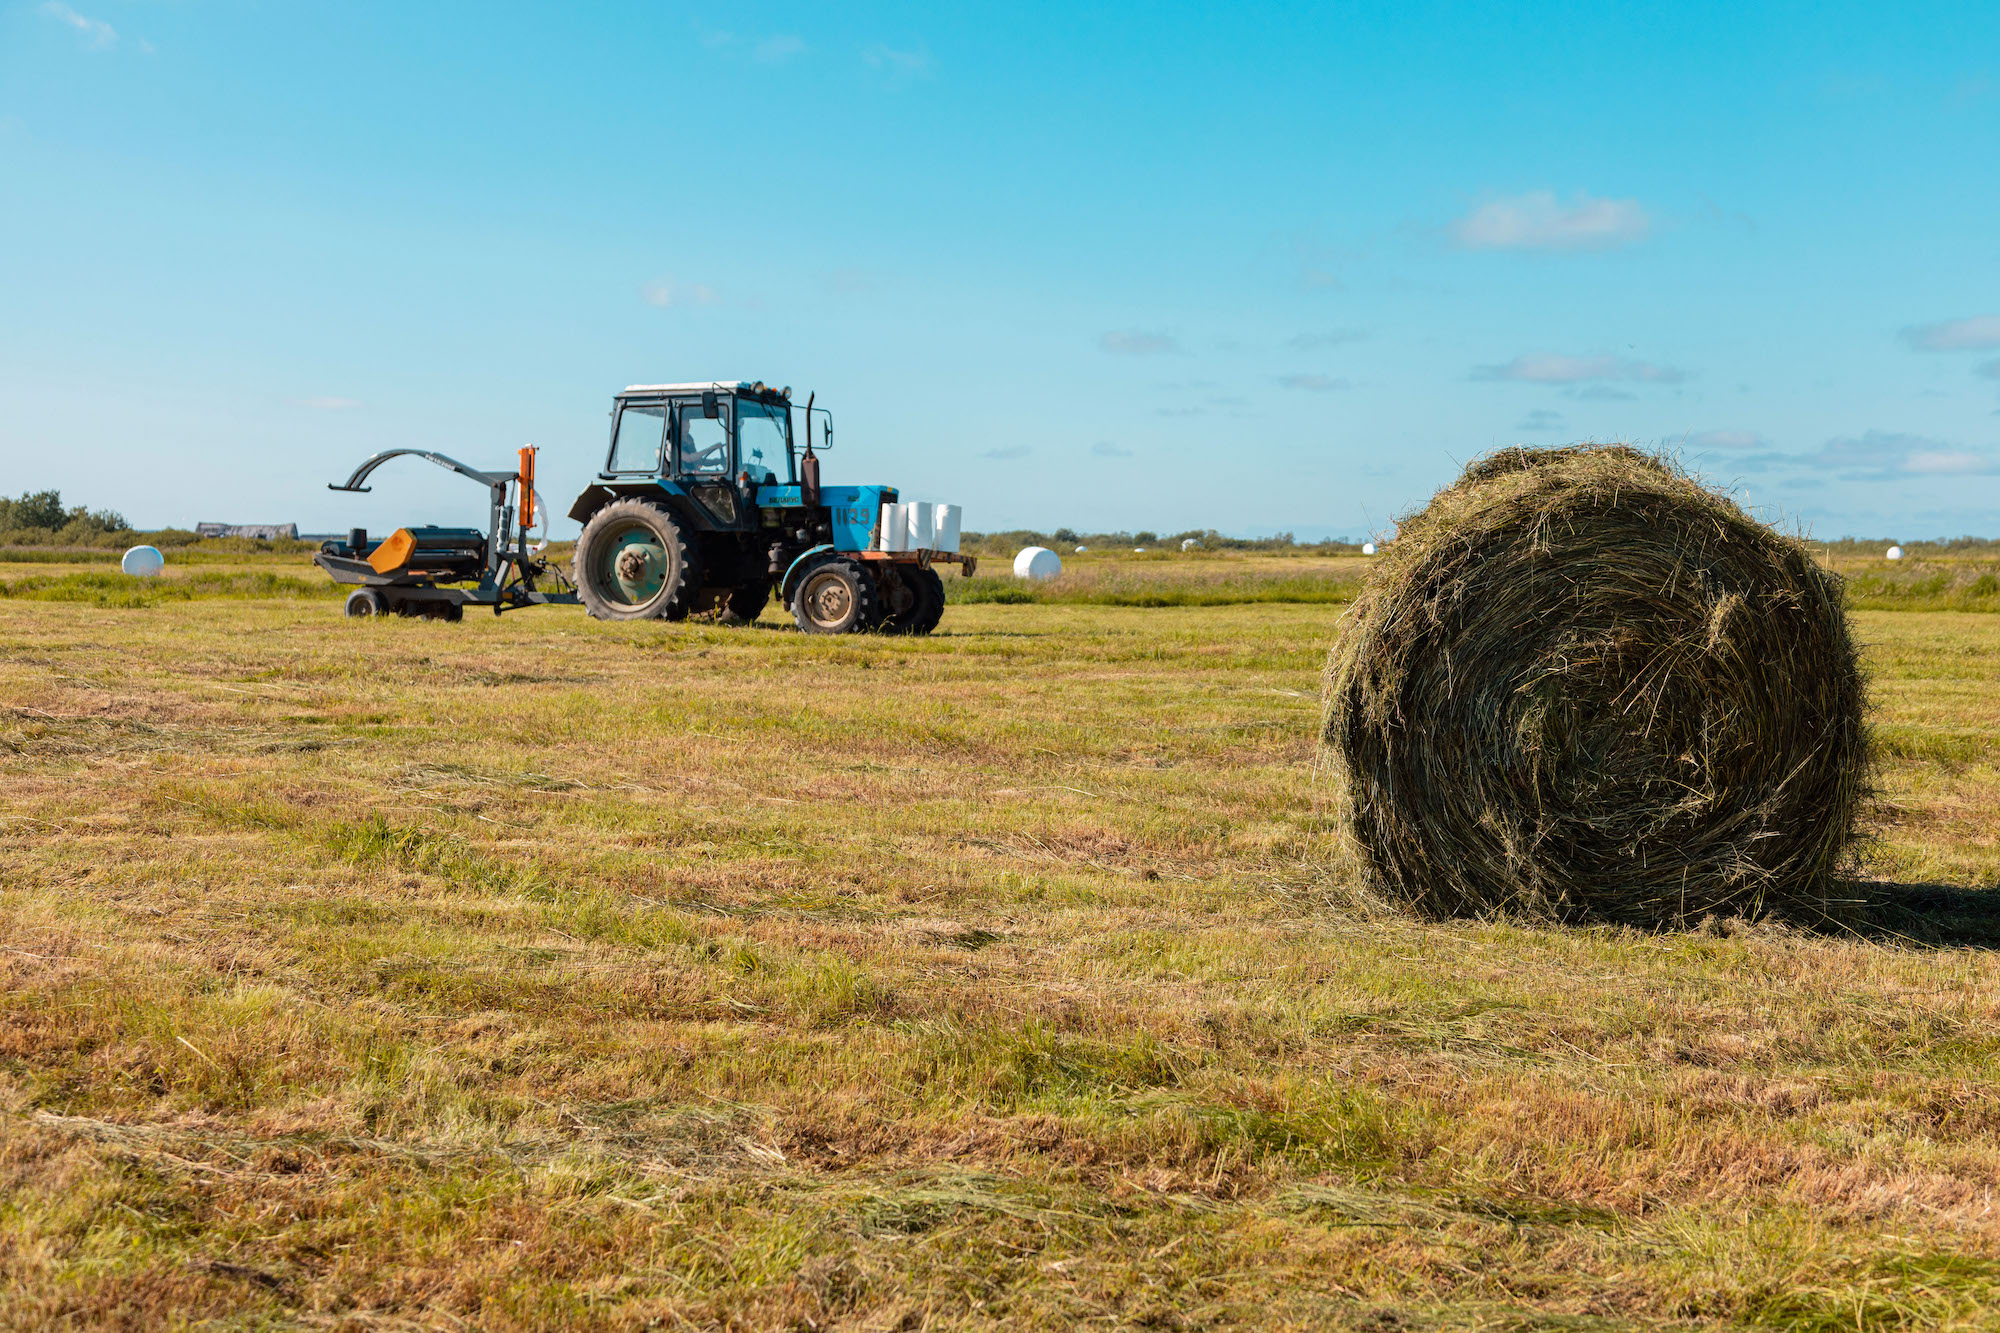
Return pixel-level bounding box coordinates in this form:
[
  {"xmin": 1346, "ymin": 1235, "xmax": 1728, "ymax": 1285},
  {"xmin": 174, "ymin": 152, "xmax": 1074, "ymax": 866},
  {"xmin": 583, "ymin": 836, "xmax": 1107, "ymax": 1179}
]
[
  {"xmin": 675, "ymin": 406, "xmax": 730, "ymax": 476},
  {"xmin": 736, "ymin": 400, "xmax": 792, "ymax": 484},
  {"xmin": 608, "ymin": 403, "xmax": 666, "ymax": 474}
]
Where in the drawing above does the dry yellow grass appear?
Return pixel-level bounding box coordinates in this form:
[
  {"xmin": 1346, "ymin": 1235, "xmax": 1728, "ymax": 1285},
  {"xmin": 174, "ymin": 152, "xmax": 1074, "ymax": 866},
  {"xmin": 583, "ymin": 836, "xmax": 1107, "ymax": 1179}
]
[{"xmin": 3, "ymin": 550, "xmax": 2000, "ymax": 1330}]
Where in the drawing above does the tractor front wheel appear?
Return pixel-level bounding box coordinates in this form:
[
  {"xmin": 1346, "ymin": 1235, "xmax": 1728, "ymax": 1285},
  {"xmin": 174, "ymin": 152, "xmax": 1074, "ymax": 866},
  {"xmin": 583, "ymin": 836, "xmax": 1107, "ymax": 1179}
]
[
  {"xmin": 574, "ymin": 499, "xmax": 704, "ymax": 621},
  {"xmin": 790, "ymin": 558, "xmax": 879, "ymax": 634},
  {"xmin": 344, "ymin": 589, "xmax": 387, "ymax": 617}
]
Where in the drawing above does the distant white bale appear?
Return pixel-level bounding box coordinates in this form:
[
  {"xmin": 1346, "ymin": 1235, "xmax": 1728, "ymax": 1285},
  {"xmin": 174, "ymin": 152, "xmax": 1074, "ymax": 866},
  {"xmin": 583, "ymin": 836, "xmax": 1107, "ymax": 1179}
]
[
  {"xmin": 1074, "ymin": 545, "xmax": 1088, "ymax": 553},
  {"xmin": 121, "ymin": 545, "xmax": 165, "ymax": 577},
  {"xmin": 1886, "ymin": 545, "xmax": 1904, "ymax": 560},
  {"xmin": 1014, "ymin": 546, "xmax": 1062, "ymax": 580},
  {"xmin": 904, "ymin": 501, "xmax": 936, "ymax": 551},
  {"xmin": 934, "ymin": 504, "xmax": 962, "ymax": 553},
  {"xmin": 1180, "ymin": 537, "xmax": 1199, "ymax": 551},
  {"xmin": 1133, "ymin": 547, "xmax": 1147, "ymax": 554},
  {"xmin": 1361, "ymin": 542, "xmax": 1378, "ymax": 556}
]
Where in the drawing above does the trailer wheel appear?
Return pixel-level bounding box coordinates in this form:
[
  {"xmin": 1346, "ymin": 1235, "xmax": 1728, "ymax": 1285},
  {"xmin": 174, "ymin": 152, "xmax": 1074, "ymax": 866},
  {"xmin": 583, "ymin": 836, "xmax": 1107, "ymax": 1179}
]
[
  {"xmin": 790, "ymin": 557, "xmax": 879, "ymax": 634},
  {"xmin": 344, "ymin": 588, "xmax": 387, "ymax": 618},
  {"xmin": 575, "ymin": 499, "xmax": 704, "ymax": 621},
  {"xmin": 720, "ymin": 582, "xmax": 770, "ymax": 625},
  {"xmin": 907, "ymin": 566, "xmax": 945, "ymax": 634},
  {"xmin": 879, "ymin": 565, "xmax": 944, "ymax": 635}
]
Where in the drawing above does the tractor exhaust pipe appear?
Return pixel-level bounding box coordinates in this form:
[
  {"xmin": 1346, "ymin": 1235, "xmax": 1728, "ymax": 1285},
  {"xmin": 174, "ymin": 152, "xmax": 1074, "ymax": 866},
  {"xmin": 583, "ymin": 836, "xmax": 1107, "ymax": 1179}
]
[{"xmin": 800, "ymin": 391, "xmax": 821, "ymax": 509}]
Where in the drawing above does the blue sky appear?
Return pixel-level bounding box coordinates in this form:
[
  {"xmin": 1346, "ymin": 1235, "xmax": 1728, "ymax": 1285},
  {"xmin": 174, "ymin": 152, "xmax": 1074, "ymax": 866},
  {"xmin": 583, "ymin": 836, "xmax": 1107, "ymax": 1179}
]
[{"xmin": 2, "ymin": 1, "xmax": 1997, "ymax": 539}]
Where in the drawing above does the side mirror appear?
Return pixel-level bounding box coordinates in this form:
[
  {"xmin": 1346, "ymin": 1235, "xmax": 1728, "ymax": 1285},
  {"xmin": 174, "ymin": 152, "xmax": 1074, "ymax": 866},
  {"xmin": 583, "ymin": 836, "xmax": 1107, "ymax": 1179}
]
[{"xmin": 702, "ymin": 391, "xmax": 720, "ymax": 419}]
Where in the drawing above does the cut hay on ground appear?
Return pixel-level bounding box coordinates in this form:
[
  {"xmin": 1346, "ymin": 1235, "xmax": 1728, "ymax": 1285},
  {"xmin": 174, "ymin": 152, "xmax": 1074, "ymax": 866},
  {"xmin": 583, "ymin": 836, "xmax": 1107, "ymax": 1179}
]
[{"xmin": 1323, "ymin": 444, "xmax": 1868, "ymax": 926}]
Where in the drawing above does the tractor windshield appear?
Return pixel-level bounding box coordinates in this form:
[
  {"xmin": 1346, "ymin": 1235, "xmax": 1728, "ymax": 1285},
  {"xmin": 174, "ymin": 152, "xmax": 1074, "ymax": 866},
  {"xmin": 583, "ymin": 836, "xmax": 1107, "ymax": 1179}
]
[{"xmin": 736, "ymin": 399, "xmax": 793, "ymax": 485}]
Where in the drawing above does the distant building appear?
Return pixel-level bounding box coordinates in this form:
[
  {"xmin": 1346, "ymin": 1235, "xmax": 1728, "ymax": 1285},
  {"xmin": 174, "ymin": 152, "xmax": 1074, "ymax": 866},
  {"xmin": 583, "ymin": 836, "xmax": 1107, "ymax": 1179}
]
[{"xmin": 197, "ymin": 522, "xmax": 298, "ymax": 540}]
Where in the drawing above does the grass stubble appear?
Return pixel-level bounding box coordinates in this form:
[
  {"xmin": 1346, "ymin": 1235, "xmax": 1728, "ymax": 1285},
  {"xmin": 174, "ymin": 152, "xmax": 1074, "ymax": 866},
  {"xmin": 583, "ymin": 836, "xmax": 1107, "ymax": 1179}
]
[{"xmin": 1, "ymin": 550, "xmax": 1999, "ymax": 1329}]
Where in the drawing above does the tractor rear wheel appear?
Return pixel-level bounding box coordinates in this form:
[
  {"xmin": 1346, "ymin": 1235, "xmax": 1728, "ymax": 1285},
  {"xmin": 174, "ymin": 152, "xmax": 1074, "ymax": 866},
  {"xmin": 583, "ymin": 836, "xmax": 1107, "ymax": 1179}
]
[
  {"xmin": 575, "ymin": 499, "xmax": 704, "ymax": 621},
  {"xmin": 790, "ymin": 557, "xmax": 879, "ymax": 634}
]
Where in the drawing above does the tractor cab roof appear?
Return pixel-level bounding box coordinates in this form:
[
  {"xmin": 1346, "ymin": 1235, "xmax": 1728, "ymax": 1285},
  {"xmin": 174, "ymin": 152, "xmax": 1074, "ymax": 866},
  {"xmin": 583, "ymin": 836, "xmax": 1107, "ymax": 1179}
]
[{"xmin": 619, "ymin": 381, "xmax": 793, "ymax": 404}]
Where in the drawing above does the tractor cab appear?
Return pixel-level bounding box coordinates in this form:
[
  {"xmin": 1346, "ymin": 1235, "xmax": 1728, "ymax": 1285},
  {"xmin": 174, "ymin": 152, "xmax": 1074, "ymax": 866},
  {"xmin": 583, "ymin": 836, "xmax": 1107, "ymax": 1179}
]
[{"xmin": 566, "ymin": 380, "xmax": 972, "ymax": 633}]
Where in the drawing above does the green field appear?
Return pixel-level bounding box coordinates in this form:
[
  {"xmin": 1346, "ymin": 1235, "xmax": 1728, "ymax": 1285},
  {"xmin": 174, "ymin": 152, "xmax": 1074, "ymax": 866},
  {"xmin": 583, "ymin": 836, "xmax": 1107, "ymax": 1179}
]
[{"xmin": 5, "ymin": 548, "xmax": 2000, "ymax": 1330}]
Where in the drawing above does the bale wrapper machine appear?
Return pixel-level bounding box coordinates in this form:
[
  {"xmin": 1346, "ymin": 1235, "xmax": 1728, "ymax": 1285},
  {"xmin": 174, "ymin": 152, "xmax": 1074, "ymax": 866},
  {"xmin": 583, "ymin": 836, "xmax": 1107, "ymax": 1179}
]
[{"xmin": 313, "ymin": 446, "xmax": 575, "ymax": 620}]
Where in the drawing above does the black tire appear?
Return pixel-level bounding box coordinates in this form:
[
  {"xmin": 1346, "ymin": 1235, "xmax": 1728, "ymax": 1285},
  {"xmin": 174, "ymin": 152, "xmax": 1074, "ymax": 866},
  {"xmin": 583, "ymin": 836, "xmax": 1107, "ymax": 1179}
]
[
  {"xmin": 790, "ymin": 557, "xmax": 879, "ymax": 634},
  {"xmin": 879, "ymin": 564, "xmax": 944, "ymax": 635},
  {"xmin": 574, "ymin": 499, "xmax": 704, "ymax": 621},
  {"xmin": 906, "ymin": 565, "xmax": 945, "ymax": 634},
  {"xmin": 720, "ymin": 582, "xmax": 771, "ymax": 625},
  {"xmin": 344, "ymin": 588, "xmax": 386, "ymax": 618}
]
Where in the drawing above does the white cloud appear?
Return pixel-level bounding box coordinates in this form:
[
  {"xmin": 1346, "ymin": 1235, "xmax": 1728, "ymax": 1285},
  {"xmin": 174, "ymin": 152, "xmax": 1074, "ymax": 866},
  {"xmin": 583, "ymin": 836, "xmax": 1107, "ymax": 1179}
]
[
  {"xmin": 1277, "ymin": 373, "xmax": 1349, "ymax": 392},
  {"xmin": 1902, "ymin": 315, "xmax": 2000, "ymax": 351},
  {"xmin": 1452, "ymin": 190, "xmax": 1650, "ymax": 252},
  {"xmin": 297, "ymin": 396, "xmax": 361, "ymax": 411},
  {"xmin": 1090, "ymin": 441, "xmax": 1132, "ymax": 458},
  {"xmin": 1906, "ymin": 449, "xmax": 1993, "ymax": 475},
  {"xmin": 1099, "ymin": 330, "xmax": 1178, "ymax": 356},
  {"xmin": 755, "ymin": 34, "xmax": 805, "ymax": 63},
  {"xmin": 863, "ymin": 42, "xmax": 932, "ymax": 80},
  {"xmin": 1689, "ymin": 429, "xmax": 1766, "ymax": 450},
  {"xmin": 1472, "ymin": 353, "xmax": 1686, "ymax": 385},
  {"xmin": 41, "ymin": 2, "xmax": 115, "ymax": 48},
  {"xmin": 1793, "ymin": 429, "xmax": 1998, "ymax": 478}
]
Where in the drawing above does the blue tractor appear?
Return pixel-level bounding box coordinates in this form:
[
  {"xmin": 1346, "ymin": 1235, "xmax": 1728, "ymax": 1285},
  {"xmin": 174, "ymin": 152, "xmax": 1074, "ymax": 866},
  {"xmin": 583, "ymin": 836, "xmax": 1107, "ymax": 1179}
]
[{"xmin": 568, "ymin": 381, "xmax": 972, "ymax": 634}]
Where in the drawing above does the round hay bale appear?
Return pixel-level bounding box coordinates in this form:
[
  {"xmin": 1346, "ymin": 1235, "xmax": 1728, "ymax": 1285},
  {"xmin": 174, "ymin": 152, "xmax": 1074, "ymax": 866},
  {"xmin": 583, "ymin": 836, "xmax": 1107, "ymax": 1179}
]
[
  {"xmin": 1322, "ymin": 444, "xmax": 1867, "ymax": 926},
  {"xmin": 1014, "ymin": 546, "xmax": 1062, "ymax": 579}
]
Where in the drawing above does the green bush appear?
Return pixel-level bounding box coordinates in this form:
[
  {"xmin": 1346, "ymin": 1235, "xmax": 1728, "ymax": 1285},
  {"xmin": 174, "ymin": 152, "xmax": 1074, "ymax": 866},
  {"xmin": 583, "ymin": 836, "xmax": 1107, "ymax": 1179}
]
[{"xmin": 0, "ymin": 489, "xmax": 130, "ymax": 542}]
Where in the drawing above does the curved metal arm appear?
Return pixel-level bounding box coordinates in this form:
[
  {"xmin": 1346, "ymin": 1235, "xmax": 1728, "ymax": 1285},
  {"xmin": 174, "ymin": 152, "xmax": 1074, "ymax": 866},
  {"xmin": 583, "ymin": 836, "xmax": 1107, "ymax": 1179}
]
[{"xmin": 328, "ymin": 449, "xmax": 517, "ymax": 494}]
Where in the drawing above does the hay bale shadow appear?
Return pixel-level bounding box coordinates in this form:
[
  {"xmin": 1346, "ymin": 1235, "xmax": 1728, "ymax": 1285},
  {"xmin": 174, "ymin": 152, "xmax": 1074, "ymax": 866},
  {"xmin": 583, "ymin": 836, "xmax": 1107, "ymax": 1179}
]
[{"xmin": 1843, "ymin": 880, "xmax": 2000, "ymax": 949}]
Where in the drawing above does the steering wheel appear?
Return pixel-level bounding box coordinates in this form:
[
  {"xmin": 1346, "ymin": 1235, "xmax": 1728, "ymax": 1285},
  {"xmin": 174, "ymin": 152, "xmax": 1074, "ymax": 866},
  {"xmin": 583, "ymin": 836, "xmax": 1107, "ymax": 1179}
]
[{"xmin": 683, "ymin": 442, "xmax": 728, "ymax": 473}]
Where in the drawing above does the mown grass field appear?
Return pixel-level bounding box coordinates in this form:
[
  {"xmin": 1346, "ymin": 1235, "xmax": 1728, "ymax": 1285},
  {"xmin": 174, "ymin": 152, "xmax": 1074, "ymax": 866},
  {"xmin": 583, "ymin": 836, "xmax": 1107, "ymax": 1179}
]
[{"xmin": 5, "ymin": 547, "xmax": 2000, "ymax": 1330}]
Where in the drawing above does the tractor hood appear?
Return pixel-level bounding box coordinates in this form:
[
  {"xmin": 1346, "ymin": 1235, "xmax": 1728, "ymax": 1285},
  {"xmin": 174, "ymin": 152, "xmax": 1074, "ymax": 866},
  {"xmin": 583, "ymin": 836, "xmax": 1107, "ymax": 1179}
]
[{"xmin": 752, "ymin": 483, "xmax": 895, "ymax": 550}]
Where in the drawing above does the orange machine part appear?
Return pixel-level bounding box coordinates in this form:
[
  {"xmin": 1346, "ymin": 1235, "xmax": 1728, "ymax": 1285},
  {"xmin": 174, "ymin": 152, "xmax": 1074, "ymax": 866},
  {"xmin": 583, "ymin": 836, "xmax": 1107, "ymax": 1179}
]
[
  {"xmin": 366, "ymin": 528, "xmax": 416, "ymax": 575},
  {"xmin": 518, "ymin": 446, "xmax": 537, "ymax": 530}
]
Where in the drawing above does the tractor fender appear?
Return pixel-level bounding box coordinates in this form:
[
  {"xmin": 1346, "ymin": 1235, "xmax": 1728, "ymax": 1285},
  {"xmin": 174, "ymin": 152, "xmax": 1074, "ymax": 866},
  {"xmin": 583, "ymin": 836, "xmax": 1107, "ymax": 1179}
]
[
  {"xmin": 778, "ymin": 544, "xmax": 837, "ymax": 606},
  {"xmin": 568, "ymin": 479, "xmax": 694, "ymax": 526}
]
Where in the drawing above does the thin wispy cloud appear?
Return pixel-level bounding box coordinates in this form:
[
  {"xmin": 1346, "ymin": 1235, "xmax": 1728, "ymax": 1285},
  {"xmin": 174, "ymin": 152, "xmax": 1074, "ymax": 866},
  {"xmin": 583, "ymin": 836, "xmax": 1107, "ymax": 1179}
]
[
  {"xmin": 1472, "ymin": 353, "xmax": 1686, "ymax": 385},
  {"xmin": 1099, "ymin": 330, "xmax": 1178, "ymax": 356},
  {"xmin": 1285, "ymin": 329, "xmax": 1364, "ymax": 350},
  {"xmin": 755, "ymin": 34, "xmax": 806, "ymax": 63},
  {"xmin": 41, "ymin": 1, "xmax": 115, "ymax": 48},
  {"xmin": 297, "ymin": 396, "xmax": 361, "ymax": 411},
  {"xmin": 982, "ymin": 444, "xmax": 1030, "ymax": 460},
  {"xmin": 1090, "ymin": 441, "xmax": 1132, "ymax": 458},
  {"xmin": 1688, "ymin": 429, "xmax": 1766, "ymax": 450},
  {"xmin": 1902, "ymin": 315, "xmax": 2000, "ymax": 351},
  {"xmin": 1979, "ymin": 358, "xmax": 2000, "ymax": 380},
  {"xmin": 1452, "ymin": 190, "xmax": 1650, "ymax": 252},
  {"xmin": 1516, "ymin": 409, "xmax": 1565, "ymax": 432},
  {"xmin": 1277, "ymin": 373, "xmax": 1349, "ymax": 392},
  {"xmin": 641, "ymin": 280, "xmax": 718, "ymax": 308},
  {"xmin": 863, "ymin": 42, "xmax": 932, "ymax": 83}
]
